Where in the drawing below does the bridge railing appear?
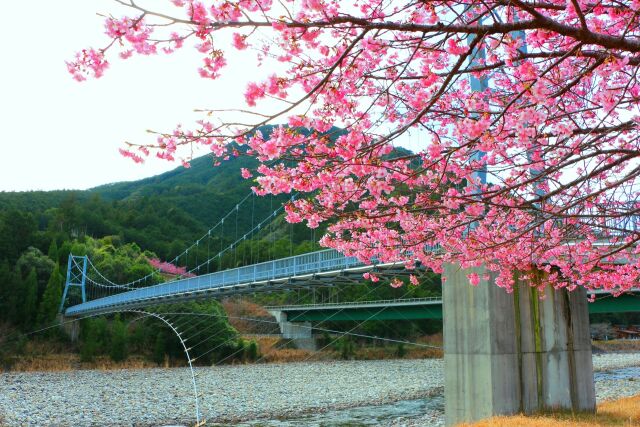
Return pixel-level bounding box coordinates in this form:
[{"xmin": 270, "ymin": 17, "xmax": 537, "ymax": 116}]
[
  {"xmin": 264, "ymin": 296, "xmax": 443, "ymax": 311},
  {"xmin": 66, "ymin": 249, "xmax": 371, "ymax": 315}
]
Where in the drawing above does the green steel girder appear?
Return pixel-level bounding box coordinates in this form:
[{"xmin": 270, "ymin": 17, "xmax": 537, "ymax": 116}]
[
  {"xmin": 283, "ymin": 293, "xmax": 640, "ymax": 322},
  {"xmin": 287, "ymin": 305, "xmax": 443, "ymax": 321},
  {"xmin": 588, "ymin": 293, "xmax": 640, "ymax": 314}
]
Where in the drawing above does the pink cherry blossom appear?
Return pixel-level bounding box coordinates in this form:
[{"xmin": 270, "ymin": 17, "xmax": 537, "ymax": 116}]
[{"xmin": 148, "ymin": 257, "xmax": 196, "ymax": 278}]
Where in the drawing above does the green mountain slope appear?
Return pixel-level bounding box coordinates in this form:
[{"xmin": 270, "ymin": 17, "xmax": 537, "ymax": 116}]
[{"xmin": 92, "ymin": 153, "xmax": 260, "ymax": 227}]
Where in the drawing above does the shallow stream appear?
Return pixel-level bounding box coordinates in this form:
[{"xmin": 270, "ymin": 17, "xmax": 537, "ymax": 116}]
[
  {"xmin": 213, "ymin": 395, "xmax": 445, "ymax": 427},
  {"xmin": 214, "ymin": 366, "xmax": 640, "ymax": 427}
]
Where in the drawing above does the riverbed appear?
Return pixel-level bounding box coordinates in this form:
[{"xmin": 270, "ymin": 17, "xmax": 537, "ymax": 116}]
[{"xmin": 0, "ymin": 354, "xmax": 638, "ymax": 426}]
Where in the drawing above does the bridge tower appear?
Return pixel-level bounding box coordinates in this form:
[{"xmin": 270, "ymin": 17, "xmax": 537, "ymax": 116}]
[{"xmin": 59, "ymin": 254, "xmax": 88, "ymax": 313}]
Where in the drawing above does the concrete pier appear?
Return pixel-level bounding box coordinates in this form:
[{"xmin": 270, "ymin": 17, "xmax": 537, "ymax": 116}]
[
  {"xmin": 443, "ymin": 264, "xmax": 595, "ymax": 426},
  {"xmin": 57, "ymin": 314, "xmax": 80, "ymax": 343}
]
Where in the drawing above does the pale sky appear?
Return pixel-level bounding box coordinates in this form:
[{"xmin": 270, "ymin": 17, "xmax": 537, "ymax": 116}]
[
  {"xmin": 0, "ymin": 1, "xmax": 420, "ymax": 193},
  {"xmin": 0, "ymin": 1, "xmax": 253, "ymax": 192}
]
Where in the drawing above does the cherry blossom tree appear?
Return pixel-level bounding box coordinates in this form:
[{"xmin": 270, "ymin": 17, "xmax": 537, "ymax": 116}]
[
  {"xmin": 70, "ymin": 0, "xmax": 640, "ymax": 294},
  {"xmin": 148, "ymin": 257, "xmax": 196, "ymax": 278}
]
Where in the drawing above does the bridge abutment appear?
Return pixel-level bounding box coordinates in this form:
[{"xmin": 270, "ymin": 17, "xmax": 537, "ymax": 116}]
[
  {"xmin": 268, "ymin": 310, "xmax": 317, "ymax": 351},
  {"xmin": 443, "ymin": 264, "xmax": 595, "ymax": 426}
]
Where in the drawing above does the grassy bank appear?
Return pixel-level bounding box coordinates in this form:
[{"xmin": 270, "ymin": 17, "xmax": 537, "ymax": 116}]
[
  {"xmin": 459, "ymin": 395, "xmax": 640, "ymax": 426},
  {"xmin": 250, "ymin": 335, "xmax": 443, "ymax": 363}
]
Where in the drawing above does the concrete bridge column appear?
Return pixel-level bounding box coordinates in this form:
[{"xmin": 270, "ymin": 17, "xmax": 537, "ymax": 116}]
[
  {"xmin": 268, "ymin": 310, "xmax": 317, "ymax": 351},
  {"xmin": 443, "ymin": 264, "xmax": 595, "ymax": 426}
]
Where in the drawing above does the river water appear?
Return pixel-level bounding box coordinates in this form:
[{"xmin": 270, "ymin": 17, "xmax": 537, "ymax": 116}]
[
  {"xmin": 215, "ymin": 395, "xmax": 444, "ymax": 426},
  {"xmin": 214, "ymin": 366, "xmax": 640, "ymax": 427},
  {"xmin": 594, "ymin": 366, "xmax": 640, "ymax": 381}
]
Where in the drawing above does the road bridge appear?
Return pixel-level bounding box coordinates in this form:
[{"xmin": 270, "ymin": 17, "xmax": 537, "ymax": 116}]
[{"xmin": 264, "ymin": 292, "xmax": 640, "ymax": 323}]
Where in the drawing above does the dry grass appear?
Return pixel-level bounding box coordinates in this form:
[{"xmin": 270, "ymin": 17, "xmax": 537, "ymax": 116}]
[
  {"xmin": 593, "ymin": 339, "xmax": 640, "ymax": 353},
  {"xmin": 7, "ymin": 354, "xmax": 161, "ymax": 372},
  {"xmin": 458, "ymin": 395, "xmax": 640, "ymax": 426},
  {"xmin": 599, "ymin": 395, "xmax": 640, "ymax": 424},
  {"xmin": 347, "ymin": 345, "xmax": 443, "ymax": 360},
  {"xmin": 417, "ymin": 332, "xmax": 443, "ymax": 346},
  {"xmin": 261, "ymin": 348, "xmax": 315, "ymax": 363},
  {"xmin": 222, "ymin": 298, "xmax": 280, "ymax": 334},
  {"xmin": 8, "ymin": 354, "xmax": 78, "ymax": 372},
  {"xmin": 3, "ymin": 322, "xmax": 442, "ymax": 372},
  {"xmin": 246, "ymin": 334, "xmax": 443, "ymax": 363},
  {"xmin": 86, "ymin": 356, "xmax": 160, "ymax": 371},
  {"xmin": 250, "ymin": 336, "xmax": 314, "ymax": 363},
  {"xmin": 222, "ymin": 298, "xmax": 271, "ymax": 317}
]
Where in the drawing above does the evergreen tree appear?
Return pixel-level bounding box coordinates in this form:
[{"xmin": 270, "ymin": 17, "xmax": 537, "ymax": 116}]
[
  {"xmin": 47, "ymin": 240, "xmax": 59, "ymax": 262},
  {"xmin": 0, "ymin": 209, "xmax": 36, "ymax": 263},
  {"xmin": 93, "ymin": 317, "xmax": 110, "ymax": 351},
  {"xmin": 58, "ymin": 241, "xmax": 72, "ymax": 266},
  {"xmin": 152, "ymin": 332, "xmax": 167, "ymax": 365},
  {"xmin": 80, "ymin": 319, "xmax": 98, "ymax": 363},
  {"xmin": 109, "ymin": 315, "xmax": 128, "ymax": 362},
  {"xmin": 6, "ymin": 266, "xmax": 22, "ymax": 325},
  {"xmin": 16, "ymin": 247, "xmax": 55, "ymax": 300},
  {"xmin": 20, "ymin": 268, "xmax": 38, "ymax": 329},
  {"xmin": 38, "ymin": 264, "xmax": 63, "ymax": 325},
  {"xmin": 246, "ymin": 340, "xmax": 260, "ymax": 362},
  {"xmin": 0, "ymin": 260, "xmax": 14, "ymax": 323}
]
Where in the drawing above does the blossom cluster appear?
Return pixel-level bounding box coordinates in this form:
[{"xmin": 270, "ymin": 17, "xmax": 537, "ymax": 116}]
[{"xmin": 148, "ymin": 257, "xmax": 196, "ymax": 278}]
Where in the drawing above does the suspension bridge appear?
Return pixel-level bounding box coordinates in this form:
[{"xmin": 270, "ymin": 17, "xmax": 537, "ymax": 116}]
[{"xmin": 62, "ymin": 248, "xmax": 411, "ymax": 317}]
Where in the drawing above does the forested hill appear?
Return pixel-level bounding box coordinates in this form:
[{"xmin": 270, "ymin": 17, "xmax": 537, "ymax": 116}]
[
  {"xmin": 0, "ymin": 153, "xmax": 279, "ymax": 264},
  {"xmin": 91, "ymin": 153, "xmax": 259, "ymax": 226},
  {"xmin": 89, "ymin": 123, "xmax": 344, "ymax": 223}
]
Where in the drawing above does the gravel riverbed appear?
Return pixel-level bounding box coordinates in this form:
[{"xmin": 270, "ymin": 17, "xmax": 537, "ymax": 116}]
[{"xmin": 0, "ymin": 353, "xmax": 638, "ymax": 427}]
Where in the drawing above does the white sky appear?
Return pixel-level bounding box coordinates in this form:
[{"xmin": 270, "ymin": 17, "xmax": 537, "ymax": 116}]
[
  {"xmin": 0, "ymin": 1, "xmax": 246, "ymax": 192},
  {"xmin": 0, "ymin": 1, "xmax": 420, "ymax": 193}
]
